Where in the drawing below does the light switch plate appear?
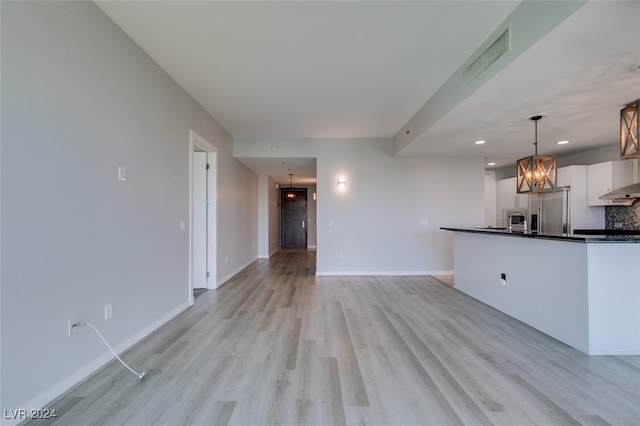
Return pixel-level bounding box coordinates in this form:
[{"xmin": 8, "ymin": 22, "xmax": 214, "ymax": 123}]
[{"xmin": 118, "ymin": 166, "xmax": 126, "ymax": 182}]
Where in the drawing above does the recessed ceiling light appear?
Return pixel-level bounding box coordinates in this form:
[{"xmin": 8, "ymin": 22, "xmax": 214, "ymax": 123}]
[
  {"xmin": 557, "ymin": 140, "xmax": 569, "ymax": 145},
  {"xmin": 475, "ymin": 140, "xmax": 486, "ymax": 145},
  {"xmin": 487, "ymin": 162, "xmax": 496, "ymax": 166}
]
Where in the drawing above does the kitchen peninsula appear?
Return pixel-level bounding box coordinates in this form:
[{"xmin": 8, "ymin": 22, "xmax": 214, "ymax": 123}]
[{"xmin": 442, "ymin": 227, "xmax": 640, "ymax": 355}]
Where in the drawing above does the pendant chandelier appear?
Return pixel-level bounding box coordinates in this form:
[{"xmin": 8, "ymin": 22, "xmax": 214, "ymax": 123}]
[
  {"xmin": 516, "ymin": 115, "xmax": 557, "ymax": 194},
  {"xmin": 620, "ymin": 99, "xmax": 639, "ymax": 159},
  {"xmin": 284, "ymin": 173, "xmax": 296, "ymax": 200}
]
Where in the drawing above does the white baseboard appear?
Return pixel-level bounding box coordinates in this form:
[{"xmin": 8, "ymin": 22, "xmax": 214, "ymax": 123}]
[
  {"xmin": 5, "ymin": 301, "xmax": 191, "ymax": 426},
  {"xmin": 428, "ymin": 270, "xmax": 454, "ymax": 276},
  {"xmin": 258, "ymin": 248, "xmax": 275, "ymax": 259},
  {"xmin": 216, "ymin": 257, "xmax": 258, "ymax": 288},
  {"xmin": 269, "ymin": 246, "xmax": 280, "ymax": 257},
  {"xmin": 315, "ymin": 270, "xmax": 453, "ymax": 276},
  {"xmin": 261, "ymin": 247, "xmax": 315, "ymax": 258}
]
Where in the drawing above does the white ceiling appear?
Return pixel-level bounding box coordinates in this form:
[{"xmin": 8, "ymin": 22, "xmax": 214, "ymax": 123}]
[
  {"xmin": 400, "ymin": 1, "xmax": 640, "ymax": 166},
  {"xmin": 237, "ymin": 157, "xmax": 318, "ymax": 186},
  {"xmin": 96, "ymin": 1, "xmax": 640, "ymax": 183}
]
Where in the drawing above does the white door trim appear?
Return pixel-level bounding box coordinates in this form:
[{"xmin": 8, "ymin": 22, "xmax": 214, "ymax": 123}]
[{"xmin": 189, "ymin": 130, "xmax": 218, "ymax": 305}]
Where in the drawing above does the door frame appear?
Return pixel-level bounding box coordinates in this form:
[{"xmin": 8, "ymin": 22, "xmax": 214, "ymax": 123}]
[
  {"xmin": 189, "ymin": 130, "xmax": 217, "ymax": 305},
  {"xmin": 280, "ymin": 188, "xmax": 308, "ymax": 248}
]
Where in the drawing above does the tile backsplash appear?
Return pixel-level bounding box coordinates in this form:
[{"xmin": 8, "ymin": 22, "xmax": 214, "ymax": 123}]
[{"xmin": 606, "ymin": 202, "xmax": 640, "ymax": 230}]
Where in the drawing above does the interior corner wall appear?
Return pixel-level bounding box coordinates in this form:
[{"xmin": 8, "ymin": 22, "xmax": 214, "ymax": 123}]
[
  {"xmin": 217, "ymin": 162, "xmax": 258, "ymax": 286},
  {"xmin": 234, "ymin": 138, "xmax": 485, "ymax": 275},
  {"xmin": 258, "ymin": 175, "xmax": 280, "ymax": 258},
  {"xmin": 258, "ymin": 176, "xmax": 269, "ymax": 258},
  {"xmin": 268, "ymin": 178, "xmax": 282, "ymax": 256},
  {"xmin": 305, "ymin": 185, "xmax": 318, "ymax": 249},
  {"xmin": 0, "ymin": 1, "xmax": 257, "ymax": 416}
]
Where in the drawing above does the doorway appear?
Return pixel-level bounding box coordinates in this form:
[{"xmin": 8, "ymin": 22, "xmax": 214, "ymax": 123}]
[
  {"xmin": 281, "ymin": 188, "xmax": 308, "ymax": 248},
  {"xmin": 189, "ymin": 130, "xmax": 217, "ymax": 305}
]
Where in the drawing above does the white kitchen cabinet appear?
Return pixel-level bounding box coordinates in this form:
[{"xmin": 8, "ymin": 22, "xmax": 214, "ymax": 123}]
[
  {"xmin": 557, "ymin": 165, "xmax": 604, "ymax": 231},
  {"xmin": 484, "ymin": 172, "xmax": 496, "ymax": 228},
  {"xmin": 503, "ymin": 177, "xmax": 528, "ymax": 208},
  {"xmin": 587, "ymin": 161, "xmax": 634, "ymax": 206},
  {"xmin": 515, "ymin": 192, "xmax": 528, "ymax": 209},
  {"xmin": 495, "ymin": 179, "xmax": 507, "ymax": 227}
]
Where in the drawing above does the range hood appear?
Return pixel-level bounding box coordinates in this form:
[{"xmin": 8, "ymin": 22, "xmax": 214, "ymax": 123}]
[{"xmin": 600, "ymin": 183, "xmax": 640, "ymax": 205}]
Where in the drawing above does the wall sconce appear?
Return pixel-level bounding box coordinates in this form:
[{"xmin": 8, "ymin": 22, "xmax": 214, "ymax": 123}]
[
  {"xmin": 621, "ymin": 99, "xmax": 639, "ymax": 159},
  {"xmin": 313, "ymin": 192, "xmax": 317, "ymax": 200},
  {"xmin": 337, "ymin": 178, "xmax": 347, "ymax": 189}
]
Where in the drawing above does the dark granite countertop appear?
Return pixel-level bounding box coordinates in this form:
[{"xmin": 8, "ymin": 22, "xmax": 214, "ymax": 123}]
[{"xmin": 440, "ymin": 227, "xmax": 640, "ymax": 243}]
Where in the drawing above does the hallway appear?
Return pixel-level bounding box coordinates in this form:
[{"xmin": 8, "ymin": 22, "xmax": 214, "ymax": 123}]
[{"xmin": 30, "ymin": 251, "xmax": 640, "ymax": 425}]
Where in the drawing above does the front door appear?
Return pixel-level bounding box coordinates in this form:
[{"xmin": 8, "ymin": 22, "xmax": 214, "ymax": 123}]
[{"xmin": 281, "ymin": 189, "xmax": 307, "ymax": 248}]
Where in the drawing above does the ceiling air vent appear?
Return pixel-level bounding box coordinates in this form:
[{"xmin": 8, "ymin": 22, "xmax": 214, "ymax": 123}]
[{"xmin": 463, "ymin": 27, "xmax": 510, "ymax": 87}]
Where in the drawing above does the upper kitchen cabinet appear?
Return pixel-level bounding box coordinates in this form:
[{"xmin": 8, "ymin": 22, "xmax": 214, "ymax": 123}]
[
  {"xmin": 558, "ymin": 165, "xmax": 605, "ymax": 230},
  {"xmin": 587, "ymin": 160, "xmax": 634, "ymax": 206},
  {"xmin": 502, "ymin": 178, "xmax": 528, "ymax": 209}
]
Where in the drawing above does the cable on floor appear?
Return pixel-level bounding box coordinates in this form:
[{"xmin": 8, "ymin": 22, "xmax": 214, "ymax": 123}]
[{"xmin": 74, "ymin": 322, "xmax": 146, "ymax": 380}]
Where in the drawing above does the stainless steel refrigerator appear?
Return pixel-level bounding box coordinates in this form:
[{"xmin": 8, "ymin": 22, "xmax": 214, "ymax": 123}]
[{"xmin": 528, "ymin": 187, "xmax": 570, "ymax": 234}]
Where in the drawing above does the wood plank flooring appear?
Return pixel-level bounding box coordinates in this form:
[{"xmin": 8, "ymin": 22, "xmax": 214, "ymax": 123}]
[{"xmin": 28, "ymin": 251, "xmax": 640, "ymax": 425}]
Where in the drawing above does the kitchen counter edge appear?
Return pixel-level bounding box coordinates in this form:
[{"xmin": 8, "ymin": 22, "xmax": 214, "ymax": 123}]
[{"xmin": 440, "ymin": 227, "xmax": 640, "ymax": 243}]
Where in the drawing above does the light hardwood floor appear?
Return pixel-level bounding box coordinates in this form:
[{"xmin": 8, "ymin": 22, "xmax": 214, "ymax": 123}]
[{"xmin": 29, "ymin": 251, "xmax": 639, "ymax": 425}]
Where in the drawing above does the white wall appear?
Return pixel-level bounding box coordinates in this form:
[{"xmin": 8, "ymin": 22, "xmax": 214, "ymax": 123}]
[
  {"xmin": 216, "ymin": 160, "xmax": 259, "ymax": 285},
  {"xmin": 305, "ymin": 185, "xmax": 318, "ymax": 249},
  {"xmin": 258, "ymin": 176, "xmax": 269, "ymax": 258},
  {"xmin": 268, "ymin": 178, "xmax": 282, "ymax": 256},
  {"xmin": 235, "ymin": 138, "xmax": 485, "ymax": 274},
  {"xmin": 258, "ymin": 175, "xmax": 282, "ymax": 258},
  {"xmin": 557, "ymin": 144, "xmax": 621, "ymax": 168},
  {"xmin": 0, "ymin": 1, "xmax": 257, "ymax": 416},
  {"xmin": 493, "ymin": 143, "xmax": 622, "ymax": 180}
]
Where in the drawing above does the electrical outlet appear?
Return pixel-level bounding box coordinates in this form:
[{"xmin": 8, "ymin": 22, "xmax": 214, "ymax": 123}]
[
  {"xmin": 499, "ymin": 273, "xmax": 507, "ymax": 286},
  {"xmin": 105, "ymin": 303, "xmax": 113, "ymax": 320},
  {"xmin": 68, "ymin": 319, "xmax": 78, "ymax": 337}
]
